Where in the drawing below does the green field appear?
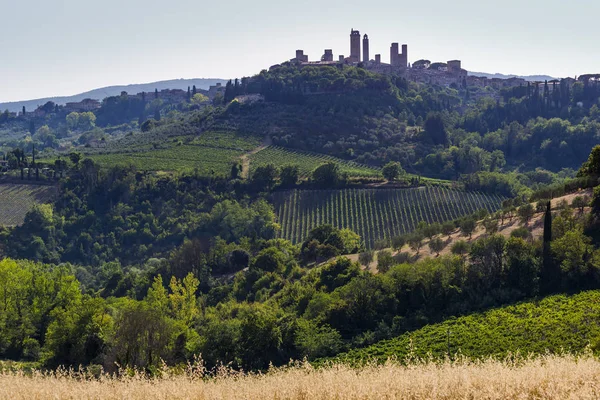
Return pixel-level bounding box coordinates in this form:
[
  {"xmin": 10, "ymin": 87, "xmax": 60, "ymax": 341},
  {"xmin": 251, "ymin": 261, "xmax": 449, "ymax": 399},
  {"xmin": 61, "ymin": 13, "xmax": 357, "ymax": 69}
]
[
  {"xmin": 0, "ymin": 184, "xmax": 56, "ymax": 226},
  {"xmin": 88, "ymin": 145, "xmax": 244, "ymax": 174},
  {"xmin": 330, "ymin": 290, "xmax": 600, "ymax": 364},
  {"xmin": 272, "ymin": 187, "xmax": 505, "ymax": 248},
  {"xmin": 249, "ymin": 146, "xmax": 381, "ymax": 178}
]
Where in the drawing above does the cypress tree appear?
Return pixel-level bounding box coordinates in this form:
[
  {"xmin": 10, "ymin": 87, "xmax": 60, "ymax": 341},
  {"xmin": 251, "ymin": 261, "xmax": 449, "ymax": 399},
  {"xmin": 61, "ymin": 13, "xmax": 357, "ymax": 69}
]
[
  {"xmin": 187, "ymin": 86, "xmax": 191, "ymax": 102},
  {"xmin": 192, "ymin": 85, "xmax": 197, "ymax": 95},
  {"xmin": 154, "ymin": 88, "xmax": 159, "ymax": 99},
  {"xmin": 541, "ymin": 201, "xmax": 558, "ymax": 294}
]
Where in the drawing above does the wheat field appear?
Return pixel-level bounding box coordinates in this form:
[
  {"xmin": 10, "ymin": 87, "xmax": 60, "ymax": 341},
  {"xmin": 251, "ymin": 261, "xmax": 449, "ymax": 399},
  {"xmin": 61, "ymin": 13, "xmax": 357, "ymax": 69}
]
[{"xmin": 1, "ymin": 354, "xmax": 600, "ymax": 399}]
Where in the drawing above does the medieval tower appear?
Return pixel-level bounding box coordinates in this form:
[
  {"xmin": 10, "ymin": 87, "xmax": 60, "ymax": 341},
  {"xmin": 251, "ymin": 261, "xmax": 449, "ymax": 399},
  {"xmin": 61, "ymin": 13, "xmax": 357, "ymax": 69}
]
[
  {"xmin": 363, "ymin": 34, "xmax": 370, "ymax": 63},
  {"xmin": 350, "ymin": 29, "xmax": 361, "ymax": 63},
  {"xmin": 390, "ymin": 43, "xmax": 408, "ymax": 68}
]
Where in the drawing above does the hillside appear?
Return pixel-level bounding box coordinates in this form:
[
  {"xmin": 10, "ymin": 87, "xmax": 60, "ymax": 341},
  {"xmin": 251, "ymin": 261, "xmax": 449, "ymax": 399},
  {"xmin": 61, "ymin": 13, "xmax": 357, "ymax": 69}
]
[
  {"xmin": 273, "ymin": 187, "xmax": 505, "ymax": 248},
  {"xmin": 0, "ymin": 78, "xmax": 227, "ymax": 112},
  {"xmin": 468, "ymin": 71, "xmax": 557, "ymax": 81},
  {"xmin": 0, "ymin": 184, "xmax": 57, "ymax": 226},
  {"xmin": 331, "ymin": 290, "xmax": 600, "ymax": 364}
]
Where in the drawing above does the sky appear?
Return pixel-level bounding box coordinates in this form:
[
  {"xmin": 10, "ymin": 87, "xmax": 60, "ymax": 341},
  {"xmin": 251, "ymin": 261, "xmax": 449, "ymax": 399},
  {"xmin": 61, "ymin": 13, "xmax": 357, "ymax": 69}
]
[{"xmin": 1, "ymin": 0, "xmax": 598, "ymax": 102}]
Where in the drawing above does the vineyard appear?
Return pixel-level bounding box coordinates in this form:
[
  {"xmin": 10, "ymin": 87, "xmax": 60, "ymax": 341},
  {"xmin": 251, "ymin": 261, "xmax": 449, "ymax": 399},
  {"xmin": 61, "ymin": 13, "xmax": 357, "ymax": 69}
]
[
  {"xmin": 330, "ymin": 290, "xmax": 600, "ymax": 364},
  {"xmin": 249, "ymin": 146, "xmax": 381, "ymax": 178},
  {"xmin": 0, "ymin": 184, "xmax": 56, "ymax": 226},
  {"xmin": 272, "ymin": 187, "xmax": 505, "ymax": 248},
  {"xmin": 88, "ymin": 145, "xmax": 244, "ymax": 174}
]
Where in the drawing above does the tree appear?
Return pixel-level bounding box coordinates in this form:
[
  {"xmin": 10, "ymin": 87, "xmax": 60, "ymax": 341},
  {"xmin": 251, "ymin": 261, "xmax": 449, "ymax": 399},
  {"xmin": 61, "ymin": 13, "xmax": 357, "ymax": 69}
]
[
  {"xmin": 280, "ymin": 165, "xmax": 299, "ymax": 188},
  {"xmin": 423, "ymin": 112, "xmax": 448, "ymax": 145},
  {"xmin": 572, "ymin": 196, "xmax": 589, "ymax": 214},
  {"xmin": 68, "ymin": 152, "xmax": 82, "ymax": 166},
  {"xmin": 407, "ymin": 232, "xmax": 424, "ymax": 253},
  {"xmin": 358, "ymin": 251, "xmax": 374, "ymax": 267},
  {"xmin": 578, "ymin": 145, "xmax": 600, "ymax": 177},
  {"xmin": 230, "ymin": 162, "xmax": 241, "ymax": 179},
  {"xmin": 224, "ymin": 80, "xmax": 235, "ymax": 103},
  {"xmin": 451, "ymin": 240, "xmax": 470, "ymax": 259},
  {"xmin": 459, "ymin": 218, "xmax": 476, "ymax": 239},
  {"xmin": 441, "ymin": 221, "xmax": 455, "ymax": 236},
  {"xmin": 540, "ymin": 201, "xmax": 559, "ymax": 294},
  {"xmin": 377, "ymin": 250, "xmax": 394, "ymax": 273},
  {"xmin": 382, "ymin": 162, "xmax": 405, "ymax": 181},
  {"xmin": 312, "ymin": 162, "xmax": 344, "ymax": 188},
  {"xmin": 483, "ymin": 216, "xmax": 498, "ymax": 235},
  {"xmin": 251, "ymin": 164, "xmax": 278, "ymax": 192},
  {"xmin": 428, "ymin": 237, "xmax": 445, "ymax": 256},
  {"xmin": 391, "ymin": 235, "xmax": 406, "ymax": 251},
  {"xmin": 518, "ymin": 204, "xmax": 535, "ymax": 225},
  {"xmin": 251, "ymin": 247, "xmax": 286, "ymax": 273}
]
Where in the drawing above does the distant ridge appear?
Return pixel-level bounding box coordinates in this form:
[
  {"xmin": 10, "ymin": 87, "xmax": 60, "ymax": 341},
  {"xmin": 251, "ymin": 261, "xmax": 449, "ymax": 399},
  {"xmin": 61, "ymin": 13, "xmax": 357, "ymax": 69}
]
[
  {"xmin": 0, "ymin": 78, "xmax": 228, "ymax": 113},
  {"xmin": 468, "ymin": 71, "xmax": 559, "ymax": 82}
]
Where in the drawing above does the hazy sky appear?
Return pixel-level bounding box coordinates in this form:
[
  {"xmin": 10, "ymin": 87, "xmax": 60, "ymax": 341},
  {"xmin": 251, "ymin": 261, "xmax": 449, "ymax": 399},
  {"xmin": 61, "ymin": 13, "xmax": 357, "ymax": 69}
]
[{"xmin": 1, "ymin": 0, "xmax": 598, "ymax": 102}]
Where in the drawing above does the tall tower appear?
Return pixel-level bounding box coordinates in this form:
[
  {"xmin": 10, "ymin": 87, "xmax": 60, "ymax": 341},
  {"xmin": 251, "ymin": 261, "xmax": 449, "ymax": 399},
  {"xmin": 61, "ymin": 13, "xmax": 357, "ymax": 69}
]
[
  {"xmin": 350, "ymin": 29, "xmax": 361, "ymax": 63},
  {"xmin": 363, "ymin": 34, "xmax": 370, "ymax": 63},
  {"xmin": 401, "ymin": 44, "xmax": 408, "ymax": 68},
  {"xmin": 390, "ymin": 43, "xmax": 399, "ymax": 66}
]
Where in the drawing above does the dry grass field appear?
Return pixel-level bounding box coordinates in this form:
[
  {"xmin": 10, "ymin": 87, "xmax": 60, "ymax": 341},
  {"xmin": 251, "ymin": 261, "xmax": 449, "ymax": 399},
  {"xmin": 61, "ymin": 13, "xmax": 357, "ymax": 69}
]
[{"xmin": 2, "ymin": 354, "xmax": 600, "ymax": 399}]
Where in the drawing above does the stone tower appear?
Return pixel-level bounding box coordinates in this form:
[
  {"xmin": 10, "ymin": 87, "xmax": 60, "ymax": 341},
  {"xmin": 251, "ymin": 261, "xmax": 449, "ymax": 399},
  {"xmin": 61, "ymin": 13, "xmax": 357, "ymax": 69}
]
[
  {"xmin": 390, "ymin": 43, "xmax": 399, "ymax": 66},
  {"xmin": 350, "ymin": 29, "xmax": 361, "ymax": 63},
  {"xmin": 362, "ymin": 34, "xmax": 369, "ymax": 63}
]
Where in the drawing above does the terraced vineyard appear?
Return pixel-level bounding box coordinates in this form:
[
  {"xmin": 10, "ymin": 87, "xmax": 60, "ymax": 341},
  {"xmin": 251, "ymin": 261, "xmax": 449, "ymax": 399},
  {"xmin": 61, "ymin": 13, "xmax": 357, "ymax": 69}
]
[
  {"xmin": 330, "ymin": 290, "xmax": 600, "ymax": 364},
  {"xmin": 273, "ymin": 187, "xmax": 505, "ymax": 248},
  {"xmin": 250, "ymin": 146, "xmax": 381, "ymax": 178},
  {"xmin": 0, "ymin": 184, "xmax": 57, "ymax": 226}
]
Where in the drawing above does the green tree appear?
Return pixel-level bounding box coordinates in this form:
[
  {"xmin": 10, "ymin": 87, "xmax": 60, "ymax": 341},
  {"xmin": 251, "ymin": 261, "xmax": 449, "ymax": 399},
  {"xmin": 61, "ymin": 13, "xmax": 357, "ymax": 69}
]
[
  {"xmin": 251, "ymin": 164, "xmax": 278, "ymax": 192},
  {"xmin": 451, "ymin": 240, "xmax": 470, "ymax": 259},
  {"xmin": 377, "ymin": 250, "xmax": 394, "ymax": 273},
  {"xmin": 280, "ymin": 165, "xmax": 300, "ymax": 188},
  {"xmin": 518, "ymin": 204, "xmax": 535, "ymax": 225},
  {"xmin": 382, "ymin": 161, "xmax": 405, "ymax": 181},
  {"xmin": 428, "ymin": 237, "xmax": 445, "ymax": 256},
  {"xmin": 459, "ymin": 218, "xmax": 477, "ymax": 239},
  {"xmin": 312, "ymin": 162, "xmax": 344, "ymax": 188}
]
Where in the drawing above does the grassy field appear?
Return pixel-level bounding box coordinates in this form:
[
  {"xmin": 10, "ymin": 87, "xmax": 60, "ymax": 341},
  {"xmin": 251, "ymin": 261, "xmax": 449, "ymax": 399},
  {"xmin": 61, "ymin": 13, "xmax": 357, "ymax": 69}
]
[
  {"xmin": 272, "ymin": 187, "xmax": 505, "ymax": 248},
  {"xmin": 249, "ymin": 146, "xmax": 382, "ymax": 178},
  {"xmin": 1, "ymin": 354, "xmax": 599, "ymax": 399},
  {"xmin": 331, "ymin": 290, "xmax": 600, "ymax": 365},
  {"xmin": 0, "ymin": 184, "xmax": 56, "ymax": 226},
  {"xmin": 88, "ymin": 145, "xmax": 244, "ymax": 174}
]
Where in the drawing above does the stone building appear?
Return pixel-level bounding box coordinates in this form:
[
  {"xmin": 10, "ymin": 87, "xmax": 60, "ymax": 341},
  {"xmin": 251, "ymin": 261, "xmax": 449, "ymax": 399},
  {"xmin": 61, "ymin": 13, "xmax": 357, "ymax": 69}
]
[
  {"xmin": 350, "ymin": 29, "xmax": 361, "ymax": 63},
  {"xmin": 363, "ymin": 34, "xmax": 370, "ymax": 63},
  {"xmin": 321, "ymin": 49, "xmax": 334, "ymax": 62}
]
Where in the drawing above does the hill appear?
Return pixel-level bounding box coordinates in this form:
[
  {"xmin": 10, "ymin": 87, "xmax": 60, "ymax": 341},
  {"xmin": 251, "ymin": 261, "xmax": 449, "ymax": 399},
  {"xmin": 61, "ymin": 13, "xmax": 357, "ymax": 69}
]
[
  {"xmin": 468, "ymin": 71, "xmax": 558, "ymax": 81},
  {"xmin": 0, "ymin": 78, "xmax": 227, "ymax": 113},
  {"xmin": 331, "ymin": 290, "xmax": 600, "ymax": 364}
]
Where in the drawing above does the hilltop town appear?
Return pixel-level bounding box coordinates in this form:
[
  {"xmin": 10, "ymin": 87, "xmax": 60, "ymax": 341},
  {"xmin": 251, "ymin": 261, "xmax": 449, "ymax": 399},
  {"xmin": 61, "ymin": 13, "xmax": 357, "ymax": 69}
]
[{"xmin": 282, "ymin": 29, "xmax": 588, "ymax": 92}]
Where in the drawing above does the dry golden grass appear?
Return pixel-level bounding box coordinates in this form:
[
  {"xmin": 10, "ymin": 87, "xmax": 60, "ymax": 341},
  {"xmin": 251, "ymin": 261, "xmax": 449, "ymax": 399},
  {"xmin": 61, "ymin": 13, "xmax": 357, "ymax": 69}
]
[{"xmin": 2, "ymin": 353, "xmax": 600, "ymax": 399}]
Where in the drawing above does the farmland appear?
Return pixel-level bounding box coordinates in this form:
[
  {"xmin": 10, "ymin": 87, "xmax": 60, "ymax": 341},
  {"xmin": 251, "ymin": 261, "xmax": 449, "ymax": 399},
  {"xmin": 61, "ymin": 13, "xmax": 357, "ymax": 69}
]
[
  {"xmin": 249, "ymin": 146, "xmax": 381, "ymax": 178},
  {"xmin": 272, "ymin": 187, "xmax": 505, "ymax": 248},
  {"xmin": 331, "ymin": 290, "xmax": 600, "ymax": 365},
  {"xmin": 0, "ymin": 184, "xmax": 56, "ymax": 226},
  {"xmin": 88, "ymin": 145, "xmax": 243, "ymax": 174}
]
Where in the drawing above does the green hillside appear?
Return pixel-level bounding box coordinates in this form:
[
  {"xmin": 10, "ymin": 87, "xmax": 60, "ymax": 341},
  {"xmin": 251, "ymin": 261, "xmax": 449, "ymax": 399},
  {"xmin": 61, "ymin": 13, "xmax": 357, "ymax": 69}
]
[
  {"xmin": 331, "ymin": 290, "xmax": 600, "ymax": 365},
  {"xmin": 273, "ymin": 187, "xmax": 505, "ymax": 247},
  {"xmin": 0, "ymin": 184, "xmax": 56, "ymax": 226}
]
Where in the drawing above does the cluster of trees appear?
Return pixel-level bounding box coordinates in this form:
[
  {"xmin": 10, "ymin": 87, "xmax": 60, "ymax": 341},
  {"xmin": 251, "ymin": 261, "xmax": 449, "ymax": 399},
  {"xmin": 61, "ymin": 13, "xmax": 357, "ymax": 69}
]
[{"xmin": 3, "ymin": 188, "xmax": 599, "ymax": 372}]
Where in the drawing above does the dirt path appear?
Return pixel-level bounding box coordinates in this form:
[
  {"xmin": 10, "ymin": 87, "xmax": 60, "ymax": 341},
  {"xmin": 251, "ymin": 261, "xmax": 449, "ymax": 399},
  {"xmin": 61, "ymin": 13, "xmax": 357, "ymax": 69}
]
[{"xmin": 240, "ymin": 135, "xmax": 272, "ymax": 179}]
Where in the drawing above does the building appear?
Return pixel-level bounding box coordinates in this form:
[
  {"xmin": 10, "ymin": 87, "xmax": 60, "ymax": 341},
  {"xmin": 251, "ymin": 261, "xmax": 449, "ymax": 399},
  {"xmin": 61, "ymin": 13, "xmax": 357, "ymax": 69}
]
[
  {"xmin": 362, "ymin": 34, "xmax": 370, "ymax": 63},
  {"xmin": 350, "ymin": 29, "xmax": 361, "ymax": 63},
  {"xmin": 321, "ymin": 49, "xmax": 334, "ymax": 62},
  {"xmin": 293, "ymin": 50, "xmax": 309, "ymax": 63},
  {"xmin": 64, "ymin": 98, "xmax": 101, "ymax": 113},
  {"xmin": 390, "ymin": 43, "xmax": 408, "ymax": 68}
]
